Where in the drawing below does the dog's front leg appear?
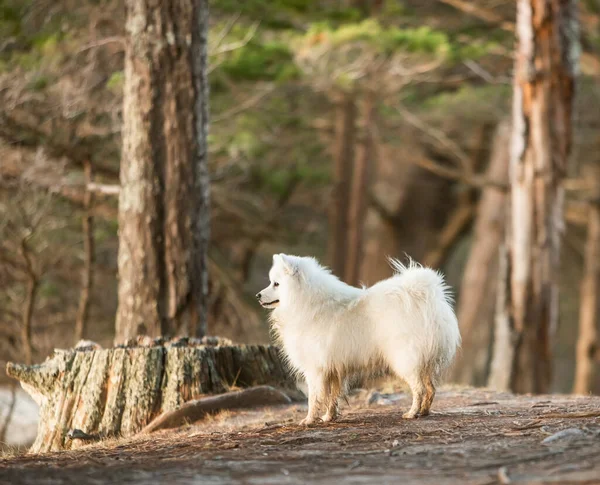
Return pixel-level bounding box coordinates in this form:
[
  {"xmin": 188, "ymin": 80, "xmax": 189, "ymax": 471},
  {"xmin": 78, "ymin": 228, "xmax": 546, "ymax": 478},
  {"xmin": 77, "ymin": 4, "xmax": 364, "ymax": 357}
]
[{"xmin": 300, "ymin": 373, "xmax": 325, "ymax": 425}]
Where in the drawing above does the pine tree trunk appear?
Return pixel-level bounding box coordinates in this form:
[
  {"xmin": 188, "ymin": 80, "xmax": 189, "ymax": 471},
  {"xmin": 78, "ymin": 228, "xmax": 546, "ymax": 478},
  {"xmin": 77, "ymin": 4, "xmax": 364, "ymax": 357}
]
[
  {"xmin": 328, "ymin": 94, "xmax": 356, "ymax": 278},
  {"xmin": 573, "ymin": 165, "xmax": 600, "ymax": 394},
  {"xmin": 116, "ymin": 0, "xmax": 210, "ymax": 342},
  {"xmin": 488, "ymin": 0, "xmax": 578, "ymax": 393},
  {"xmin": 452, "ymin": 121, "xmax": 510, "ymax": 386},
  {"xmin": 6, "ymin": 339, "xmax": 296, "ymax": 453},
  {"xmin": 75, "ymin": 160, "xmax": 95, "ymax": 343},
  {"xmin": 345, "ymin": 92, "xmax": 374, "ymax": 286}
]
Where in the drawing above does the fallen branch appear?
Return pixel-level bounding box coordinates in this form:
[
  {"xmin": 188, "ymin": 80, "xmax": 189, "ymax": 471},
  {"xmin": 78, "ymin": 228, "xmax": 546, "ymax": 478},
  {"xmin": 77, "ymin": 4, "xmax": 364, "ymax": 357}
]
[
  {"xmin": 538, "ymin": 411, "xmax": 600, "ymax": 420},
  {"xmin": 142, "ymin": 386, "xmax": 302, "ymax": 434},
  {"xmin": 86, "ymin": 182, "xmax": 120, "ymax": 195}
]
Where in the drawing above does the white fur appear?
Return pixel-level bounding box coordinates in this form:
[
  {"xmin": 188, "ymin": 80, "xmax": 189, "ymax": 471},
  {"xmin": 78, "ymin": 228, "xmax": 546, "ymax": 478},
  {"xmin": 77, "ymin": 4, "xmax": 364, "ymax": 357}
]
[{"xmin": 257, "ymin": 254, "xmax": 461, "ymax": 424}]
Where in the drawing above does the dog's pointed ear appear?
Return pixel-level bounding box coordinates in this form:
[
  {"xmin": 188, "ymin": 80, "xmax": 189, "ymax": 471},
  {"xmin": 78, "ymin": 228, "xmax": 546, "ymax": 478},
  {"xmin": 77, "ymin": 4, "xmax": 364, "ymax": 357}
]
[
  {"xmin": 272, "ymin": 254, "xmax": 282, "ymax": 267},
  {"xmin": 274, "ymin": 253, "xmax": 296, "ymax": 275}
]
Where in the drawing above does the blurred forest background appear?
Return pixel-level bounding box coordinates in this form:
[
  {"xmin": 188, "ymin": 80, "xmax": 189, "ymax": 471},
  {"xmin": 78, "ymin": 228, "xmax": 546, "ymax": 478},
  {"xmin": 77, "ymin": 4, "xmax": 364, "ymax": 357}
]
[{"xmin": 0, "ymin": 0, "xmax": 599, "ymax": 397}]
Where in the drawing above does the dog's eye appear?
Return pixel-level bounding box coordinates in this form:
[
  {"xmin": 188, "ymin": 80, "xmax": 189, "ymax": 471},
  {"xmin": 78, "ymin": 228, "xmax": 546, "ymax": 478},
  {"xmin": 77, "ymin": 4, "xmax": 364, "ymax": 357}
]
[{"xmin": 273, "ymin": 282, "xmax": 279, "ymax": 287}]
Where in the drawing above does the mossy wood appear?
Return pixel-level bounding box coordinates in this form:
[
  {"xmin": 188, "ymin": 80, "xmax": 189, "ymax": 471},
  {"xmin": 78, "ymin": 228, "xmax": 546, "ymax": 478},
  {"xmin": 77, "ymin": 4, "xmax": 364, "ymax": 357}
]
[{"xmin": 6, "ymin": 340, "xmax": 295, "ymax": 453}]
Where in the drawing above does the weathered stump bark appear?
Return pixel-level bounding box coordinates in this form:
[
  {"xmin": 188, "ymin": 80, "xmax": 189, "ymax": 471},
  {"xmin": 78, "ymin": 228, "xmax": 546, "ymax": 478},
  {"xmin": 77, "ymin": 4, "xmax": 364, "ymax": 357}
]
[{"xmin": 6, "ymin": 338, "xmax": 296, "ymax": 453}]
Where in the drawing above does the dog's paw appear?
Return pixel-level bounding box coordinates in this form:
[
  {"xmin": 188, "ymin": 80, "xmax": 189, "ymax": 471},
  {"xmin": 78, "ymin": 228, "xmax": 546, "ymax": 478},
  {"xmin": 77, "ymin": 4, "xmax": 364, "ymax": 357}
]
[
  {"xmin": 299, "ymin": 417, "xmax": 316, "ymax": 426},
  {"xmin": 402, "ymin": 411, "xmax": 419, "ymax": 419},
  {"xmin": 419, "ymin": 409, "xmax": 430, "ymax": 417},
  {"xmin": 321, "ymin": 413, "xmax": 338, "ymax": 423}
]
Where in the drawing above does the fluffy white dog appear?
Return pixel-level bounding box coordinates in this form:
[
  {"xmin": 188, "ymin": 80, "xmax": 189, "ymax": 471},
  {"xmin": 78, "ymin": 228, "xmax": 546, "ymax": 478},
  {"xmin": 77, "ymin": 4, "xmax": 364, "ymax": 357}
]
[{"xmin": 257, "ymin": 254, "xmax": 460, "ymax": 425}]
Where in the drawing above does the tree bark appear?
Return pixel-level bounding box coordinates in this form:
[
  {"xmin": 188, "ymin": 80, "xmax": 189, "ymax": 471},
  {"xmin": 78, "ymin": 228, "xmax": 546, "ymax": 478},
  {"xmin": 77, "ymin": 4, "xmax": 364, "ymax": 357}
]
[
  {"xmin": 6, "ymin": 339, "xmax": 296, "ymax": 453},
  {"xmin": 573, "ymin": 165, "xmax": 600, "ymax": 394},
  {"xmin": 328, "ymin": 95, "xmax": 356, "ymax": 278},
  {"xmin": 452, "ymin": 121, "xmax": 510, "ymax": 386},
  {"xmin": 488, "ymin": 0, "xmax": 578, "ymax": 393},
  {"xmin": 75, "ymin": 160, "xmax": 95, "ymax": 343},
  {"xmin": 116, "ymin": 0, "xmax": 210, "ymax": 341},
  {"xmin": 345, "ymin": 92, "xmax": 374, "ymax": 286}
]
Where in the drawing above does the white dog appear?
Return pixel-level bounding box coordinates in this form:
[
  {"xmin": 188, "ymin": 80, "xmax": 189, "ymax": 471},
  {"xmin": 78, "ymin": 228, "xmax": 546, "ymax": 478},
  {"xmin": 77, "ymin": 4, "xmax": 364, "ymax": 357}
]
[{"xmin": 257, "ymin": 254, "xmax": 460, "ymax": 425}]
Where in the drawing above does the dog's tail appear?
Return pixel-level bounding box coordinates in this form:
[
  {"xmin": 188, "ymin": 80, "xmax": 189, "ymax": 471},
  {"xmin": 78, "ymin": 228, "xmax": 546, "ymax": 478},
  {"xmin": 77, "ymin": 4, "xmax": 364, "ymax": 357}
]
[
  {"xmin": 388, "ymin": 256, "xmax": 454, "ymax": 304},
  {"xmin": 388, "ymin": 256, "xmax": 461, "ymax": 373}
]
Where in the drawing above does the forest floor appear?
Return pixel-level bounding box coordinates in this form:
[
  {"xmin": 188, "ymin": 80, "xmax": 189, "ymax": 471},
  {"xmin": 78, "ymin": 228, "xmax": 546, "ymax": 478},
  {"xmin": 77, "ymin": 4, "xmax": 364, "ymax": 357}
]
[{"xmin": 1, "ymin": 387, "xmax": 600, "ymax": 484}]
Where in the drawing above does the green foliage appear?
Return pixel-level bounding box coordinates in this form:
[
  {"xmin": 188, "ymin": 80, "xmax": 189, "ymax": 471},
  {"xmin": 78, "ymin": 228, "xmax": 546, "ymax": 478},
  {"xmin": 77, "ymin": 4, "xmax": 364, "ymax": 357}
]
[
  {"xmin": 381, "ymin": 0, "xmax": 409, "ymax": 17},
  {"xmin": 229, "ymin": 130, "xmax": 265, "ymax": 159},
  {"xmin": 302, "ymin": 20, "xmax": 451, "ymax": 56},
  {"xmin": 215, "ymin": 0, "xmax": 310, "ymax": 14},
  {"xmin": 297, "ymin": 162, "xmax": 329, "ymax": 185},
  {"xmin": 39, "ymin": 280, "xmax": 59, "ymax": 299},
  {"xmin": 95, "ymin": 219, "xmax": 118, "ymax": 244},
  {"xmin": 450, "ymin": 39, "xmax": 504, "ymax": 62},
  {"xmin": 27, "ymin": 75, "xmax": 50, "ymax": 91},
  {"xmin": 584, "ymin": 0, "xmax": 600, "ymax": 14},
  {"xmin": 220, "ymin": 40, "xmax": 300, "ymax": 82},
  {"xmin": 252, "ymin": 166, "xmax": 297, "ymax": 197},
  {"xmin": 32, "ymin": 32, "xmax": 62, "ymax": 55},
  {"xmin": 0, "ymin": 0, "xmax": 30, "ymax": 38},
  {"xmin": 213, "ymin": 0, "xmax": 362, "ymax": 27},
  {"xmin": 5, "ymin": 49, "xmax": 42, "ymax": 70},
  {"xmin": 423, "ymin": 84, "xmax": 510, "ymax": 111},
  {"xmin": 106, "ymin": 71, "xmax": 124, "ymax": 92},
  {"xmin": 1, "ymin": 31, "xmax": 68, "ymax": 72}
]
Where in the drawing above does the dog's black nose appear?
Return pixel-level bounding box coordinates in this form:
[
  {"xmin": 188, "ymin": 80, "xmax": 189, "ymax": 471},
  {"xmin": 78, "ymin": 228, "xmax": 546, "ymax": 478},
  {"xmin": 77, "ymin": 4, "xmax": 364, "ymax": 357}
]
[{"xmin": 256, "ymin": 292, "xmax": 261, "ymax": 300}]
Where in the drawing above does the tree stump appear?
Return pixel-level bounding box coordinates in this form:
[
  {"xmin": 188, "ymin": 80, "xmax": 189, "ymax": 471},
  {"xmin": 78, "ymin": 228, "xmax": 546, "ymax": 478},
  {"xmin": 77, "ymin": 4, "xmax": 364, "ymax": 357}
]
[{"xmin": 6, "ymin": 337, "xmax": 296, "ymax": 453}]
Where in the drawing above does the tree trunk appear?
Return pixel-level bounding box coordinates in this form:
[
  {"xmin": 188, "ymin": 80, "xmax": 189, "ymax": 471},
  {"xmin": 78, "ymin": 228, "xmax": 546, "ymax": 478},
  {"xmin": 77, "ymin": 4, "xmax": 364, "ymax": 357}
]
[
  {"xmin": 345, "ymin": 92, "xmax": 374, "ymax": 286},
  {"xmin": 328, "ymin": 95, "xmax": 356, "ymax": 278},
  {"xmin": 488, "ymin": 244, "xmax": 516, "ymax": 390},
  {"xmin": 573, "ymin": 165, "xmax": 600, "ymax": 394},
  {"xmin": 488, "ymin": 0, "xmax": 578, "ymax": 393},
  {"xmin": 19, "ymin": 239, "xmax": 37, "ymax": 366},
  {"xmin": 116, "ymin": 0, "xmax": 210, "ymax": 342},
  {"xmin": 6, "ymin": 338, "xmax": 296, "ymax": 453},
  {"xmin": 451, "ymin": 121, "xmax": 510, "ymax": 386},
  {"xmin": 75, "ymin": 160, "xmax": 95, "ymax": 343}
]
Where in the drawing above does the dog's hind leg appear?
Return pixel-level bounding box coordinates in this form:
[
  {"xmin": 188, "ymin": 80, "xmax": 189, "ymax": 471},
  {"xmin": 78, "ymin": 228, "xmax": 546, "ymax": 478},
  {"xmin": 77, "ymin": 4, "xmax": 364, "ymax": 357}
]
[
  {"xmin": 419, "ymin": 372, "xmax": 436, "ymax": 417},
  {"xmin": 402, "ymin": 374, "xmax": 425, "ymax": 419},
  {"xmin": 321, "ymin": 371, "xmax": 342, "ymax": 423}
]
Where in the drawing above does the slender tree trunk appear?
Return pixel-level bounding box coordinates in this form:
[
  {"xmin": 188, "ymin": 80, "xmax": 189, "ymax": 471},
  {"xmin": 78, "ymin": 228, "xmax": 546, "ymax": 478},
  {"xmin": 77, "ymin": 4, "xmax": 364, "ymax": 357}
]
[
  {"xmin": 345, "ymin": 92, "xmax": 374, "ymax": 285},
  {"xmin": 488, "ymin": 244, "xmax": 515, "ymax": 390},
  {"xmin": 328, "ymin": 94, "xmax": 356, "ymax": 278},
  {"xmin": 573, "ymin": 166, "xmax": 600, "ymax": 394},
  {"xmin": 452, "ymin": 121, "xmax": 510, "ymax": 386},
  {"xmin": 488, "ymin": 0, "xmax": 578, "ymax": 393},
  {"xmin": 116, "ymin": 0, "xmax": 210, "ymax": 342},
  {"xmin": 21, "ymin": 278, "xmax": 37, "ymax": 366},
  {"xmin": 75, "ymin": 160, "xmax": 95, "ymax": 343},
  {"xmin": 19, "ymin": 239, "xmax": 37, "ymax": 365}
]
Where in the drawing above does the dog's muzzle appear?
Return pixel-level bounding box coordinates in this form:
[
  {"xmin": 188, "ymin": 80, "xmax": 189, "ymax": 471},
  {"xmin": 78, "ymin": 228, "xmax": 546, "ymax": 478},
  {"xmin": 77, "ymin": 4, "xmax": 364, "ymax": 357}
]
[{"xmin": 256, "ymin": 292, "xmax": 279, "ymax": 308}]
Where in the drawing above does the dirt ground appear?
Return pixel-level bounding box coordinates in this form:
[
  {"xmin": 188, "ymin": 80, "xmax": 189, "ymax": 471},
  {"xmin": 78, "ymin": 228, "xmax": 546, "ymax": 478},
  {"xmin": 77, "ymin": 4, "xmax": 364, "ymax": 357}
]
[{"xmin": 1, "ymin": 387, "xmax": 600, "ymax": 485}]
